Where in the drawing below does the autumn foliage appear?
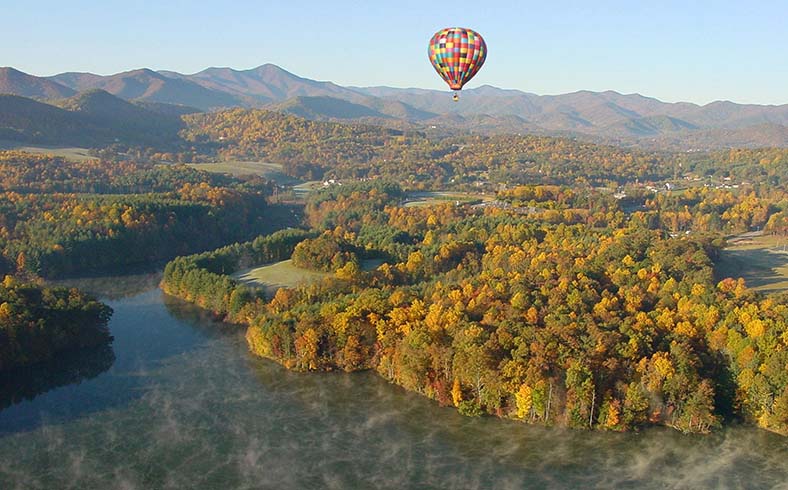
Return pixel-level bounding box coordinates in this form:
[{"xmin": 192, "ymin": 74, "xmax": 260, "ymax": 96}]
[{"xmin": 162, "ymin": 181, "xmax": 788, "ymax": 435}]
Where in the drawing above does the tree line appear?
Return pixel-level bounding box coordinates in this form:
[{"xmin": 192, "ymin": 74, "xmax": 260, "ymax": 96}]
[{"xmin": 0, "ymin": 151, "xmax": 280, "ymax": 277}]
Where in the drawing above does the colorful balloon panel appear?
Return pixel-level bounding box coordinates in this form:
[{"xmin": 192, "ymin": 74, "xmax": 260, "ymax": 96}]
[{"xmin": 428, "ymin": 27, "xmax": 487, "ymax": 91}]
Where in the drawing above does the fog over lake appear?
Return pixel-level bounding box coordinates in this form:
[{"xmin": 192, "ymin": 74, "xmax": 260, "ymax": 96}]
[{"xmin": 0, "ymin": 276, "xmax": 786, "ymax": 489}]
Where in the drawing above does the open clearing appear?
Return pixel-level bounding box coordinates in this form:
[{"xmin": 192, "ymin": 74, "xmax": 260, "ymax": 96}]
[
  {"xmin": 403, "ymin": 191, "xmax": 494, "ymax": 208},
  {"xmin": 187, "ymin": 161, "xmax": 302, "ymax": 185},
  {"xmin": 716, "ymin": 232, "xmax": 788, "ymax": 294},
  {"xmin": 292, "ymin": 181, "xmax": 323, "ymax": 198},
  {"xmin": 233, "ymin": 259, "xmax": 328, "ymax": 296},
  {"xmin": 0, "ymin": 141, "xmax": 95, "ymax": 161},
  {"xmin": 234, "ymin": 258, "xmax": 386, "ymax": 297}
]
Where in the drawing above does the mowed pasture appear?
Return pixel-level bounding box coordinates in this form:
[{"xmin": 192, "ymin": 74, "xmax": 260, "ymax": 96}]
[
  {"xmin": 0, "ymin": 141, "xmax": 95, "ymax": 161},
  {"xmin": 716, "ymin": 232, "xmax": 788, "ymax": 294},
  {"xmin": 187, "ymin": 161, "xmax": 302, "ymax": 185}
]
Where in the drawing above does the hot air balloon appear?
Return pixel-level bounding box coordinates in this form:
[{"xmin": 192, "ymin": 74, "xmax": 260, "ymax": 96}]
[{"xmin": 428, "ymin": 27, "xmax": 487, "ymax": 101}]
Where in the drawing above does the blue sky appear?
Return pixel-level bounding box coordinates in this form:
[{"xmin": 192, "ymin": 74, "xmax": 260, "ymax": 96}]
[{"xmin": 2, "ymin": 0, "xmax": 786, "ymax": 104}]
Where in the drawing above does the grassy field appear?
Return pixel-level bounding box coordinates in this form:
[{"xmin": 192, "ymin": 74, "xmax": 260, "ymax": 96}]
[
  {"xmin": 233, "ymin": 259, "xmax": 328, "ymax": 296},
  {"xmin": 716, "ymin": 232, "xmax": 788, "ymax": 294},
  {"xmin": 0, "ymin": 141, "xmax": 95, "ymax": 161},
  {"xmin": 233, "ymin": 258, "xmax": 385, "ymax": 296},
  {"xmin": 292, "ymin": 181, "xmax": 323, "ymax": 198},
  {"xmin": 403, "ymin": 191, "xmax": 494, "ymax": 208},
  {"xmin": 187, "ymin": 161, "xmax": 303, "ymax": 185}
]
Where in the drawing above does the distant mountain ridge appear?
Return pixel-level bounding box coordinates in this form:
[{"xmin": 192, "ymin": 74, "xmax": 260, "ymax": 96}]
[
  {"xmin": 160, "ymin": 64, "xmax": 364, "ymax": 105},
  {"xmin": 51, "ymin": 68, "xmax": 241, "ymax": 109},
  {"xmin": 0, "ymin": 64, "xmax": 786, "ymax": 148},
  {"xmin": 0, "ymin": 67, "xmax": 75, "ymax": 99},
  {"xmin": 0, "ymin": 90, "xmax": 187, "ymax": 146},
  {"xmin": 0, "ymin": 94, "xmax": 98, "ymax": 145}
]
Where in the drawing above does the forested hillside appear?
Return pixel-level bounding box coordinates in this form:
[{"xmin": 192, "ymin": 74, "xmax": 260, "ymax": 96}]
[
  {"xmin": 0, "ymin": 91, "xmax": 191, "ymax": 147},
  {"xmin": 0, "ymin": 151, "xmax": 286, "ymax": 278},
  {"xmin": 181, "ymin": 109, "xmax": 672, "ymax": 185},
  {"xmin": 181, "ymin": 109, "xmax": 788, "ymax": 189}
]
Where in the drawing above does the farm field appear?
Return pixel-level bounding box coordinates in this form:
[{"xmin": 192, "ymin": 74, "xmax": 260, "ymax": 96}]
[
  {"xmin": 187, "ymin": 161, "xmax": 302, "ymax": 185},
  {"xmin": 292, "ymin": 181, "xmax": 323, "ymax": 198},
  {"xmin": 716, "ymin": 232, "xmax": 788, "ymax": 294},
  {"xmin": 0, "ymin": 141, "xmax": 94, "ymax": 161}
]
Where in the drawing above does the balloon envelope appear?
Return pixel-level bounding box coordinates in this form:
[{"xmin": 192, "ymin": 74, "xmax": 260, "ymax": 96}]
[{"xmin": 428, "ymin": 27, "xmax": 487, "ymax": 91}]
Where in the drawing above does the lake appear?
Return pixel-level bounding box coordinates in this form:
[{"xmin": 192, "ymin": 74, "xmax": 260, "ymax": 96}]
[{"xmin": 0, "ymin": 275, "xmax": 786, "ymax": 489}]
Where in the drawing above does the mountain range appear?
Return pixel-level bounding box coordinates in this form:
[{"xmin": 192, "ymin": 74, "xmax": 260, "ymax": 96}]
[{"xmin": 1, "ymin": 64, "xmax": 787, "ymax": 149}]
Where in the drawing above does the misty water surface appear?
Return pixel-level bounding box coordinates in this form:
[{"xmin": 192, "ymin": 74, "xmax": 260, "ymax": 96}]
[{"xmin": 0, "ymin": 275, "xmax": 786, "ymax": 489}]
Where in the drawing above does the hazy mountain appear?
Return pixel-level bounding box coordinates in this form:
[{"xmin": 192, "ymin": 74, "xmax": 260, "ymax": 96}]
[
  {"xmin": 53, "ymin": 89, "xmax": 185, "ymax": 142},
  {"xmin": 133, "ymin": 100, "xmax": 201, "ymax": 117},
  {"xmin": 49, "ymin": 72, "xmax": 106, "ymax": 92},
  {"xmin": 423, "ymin": 112, "xmax": 541, "ymax": 135},
  {"xmin": 644, "ymin": 123, "xmax": 788, "ymax": 150},
  {"xmin": 0, "ymin": 67, "xmax": 75, "ymax": 99},
  {"xmin": 360, "ymin": 98, "xmax": 438, "ymax": 121},
  {"xmin": 0, "ymin": 91, "xmax": 186, "ymax": 146},
  {"xmin": 675, "ymin": 100, "xmax": 788, "ymax": 129},
  {"xmin": 50, "ymin": 68, "xmax": 241, "ymax": 110},
  {"xmin": 158, "ymin": 66, "xmax": 788, "ymax": 139},
  {"xmin": 269, "ymin": 94, "xmax": 439, "ymax": 123},
  {"xmin": 1, "ymin": 64, "xmax": 785, "ymax": 148},
  {"xmin": 269, "ymin": 95, "xmax": 388, "ymax": 120},
  {"xmin": 359, "ymin": 86, "xmax": 546, "ymax": 118},
  {"xmin": 534, "ymin": 111, "xmax": 593, "ymax": 131},
  {"xmin": 163, "ymin": 64, "xmax": 366, "ymax": 105},
  {"xmin": 352, "ymin": 86, "xmax": 788, "ymax": 140},
  {"xmin": 602, "ymin": 115, "xmax": 699, "ymax": 137},
  {"xmin": 0, "ymin": 94, "xmax": 107, "ymax": 145}
]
